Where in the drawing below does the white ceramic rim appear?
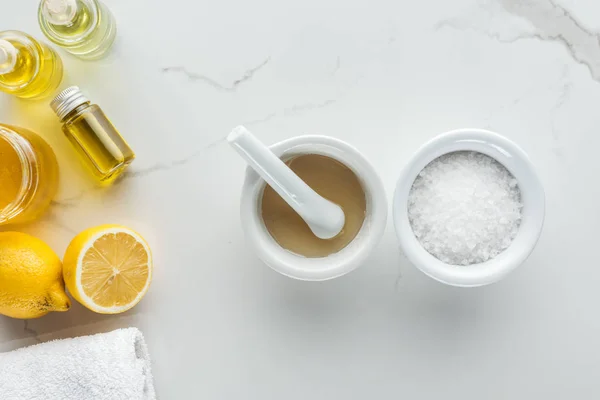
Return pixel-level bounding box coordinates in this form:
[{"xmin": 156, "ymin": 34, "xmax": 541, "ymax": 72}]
[
  {"xmin": 240, "ymin": 135, "xmax": 388, "ymax": 281},
  {"xmin": 393, "ymin": 128, "xmax": 546, "ymax": 287}
]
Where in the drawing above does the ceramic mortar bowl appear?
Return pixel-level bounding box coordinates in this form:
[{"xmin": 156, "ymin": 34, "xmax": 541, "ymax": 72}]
[
  {"xmin": 393, "ymin": 128, "xmax": 545, "ymax": 287},
  {"xmin": 240, "ymin": 135, "xmax": 387, "ymax": 281}
]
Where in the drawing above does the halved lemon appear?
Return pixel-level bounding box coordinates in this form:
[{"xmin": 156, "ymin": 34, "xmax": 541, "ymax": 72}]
[{"xmin": 63, "ymin": 224, "xmax": 153, "ymax": 314}]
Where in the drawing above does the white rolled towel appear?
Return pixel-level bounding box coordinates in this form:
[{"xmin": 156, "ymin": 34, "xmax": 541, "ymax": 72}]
[{"xmin": 0, "ymin": 327, "xmax": 156, "ymax": 400}]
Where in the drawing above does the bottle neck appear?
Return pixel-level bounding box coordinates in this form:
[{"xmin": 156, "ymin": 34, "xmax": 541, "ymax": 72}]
[
  {"xmin": 0, "ymin": 39, "xmax": 18, "ymax": 75},
  {"xmin": 61, "ymin": 102, "xmax": 92, "ymax": 122},
  {"xmin": 41, "ymin": 0, "xmax": 79, "ymax": 26}
]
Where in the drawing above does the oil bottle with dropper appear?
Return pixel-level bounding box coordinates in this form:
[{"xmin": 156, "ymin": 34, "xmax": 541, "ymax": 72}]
[
  {"xmin": 0, "ymin": 31, "xmax": 63, "ymax": 99},
  {"xmin": 38, "ymin": 0, "xmax": 117, "ymax": 60}
]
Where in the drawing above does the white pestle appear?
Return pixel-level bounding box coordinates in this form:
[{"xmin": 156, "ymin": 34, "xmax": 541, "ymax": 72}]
[{"xmin": 228, "ymin": 126, "xmax": 346, "ymax": 240}]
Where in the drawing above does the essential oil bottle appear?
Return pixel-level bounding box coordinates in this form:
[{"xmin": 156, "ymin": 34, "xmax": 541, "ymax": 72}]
[
  {"xmin": 50, "ymin": 86, "xmax": 135, "ymax": 183},
  {"xmin": 38, "ymin": 0, "xmax": 117, "ymax": 60},
  {"xmin": 0, "ymin": 31, "xmax": 63, "ymax": 99}
]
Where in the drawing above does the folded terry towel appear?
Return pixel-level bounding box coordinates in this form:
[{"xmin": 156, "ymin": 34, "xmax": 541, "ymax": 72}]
[{"xmin": 0, "ymin": 327, "xmax": 156, "ymax": 400}]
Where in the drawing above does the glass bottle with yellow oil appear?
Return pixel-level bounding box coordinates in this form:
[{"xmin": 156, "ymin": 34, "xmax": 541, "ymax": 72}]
[
  {"xmin": 0, "ymin": 124, "xmax": 59, "ymax": 226},
  {"xmin": 38, "ymin": 0, "xmax": 117, "ymax": 60},
  {"xmin": 0, "ymin": 31, "xmax": 63, "ymax": 99},
  {"xmin": 51, "ymin": 86, "xmax": 135, "ymax": 183}
]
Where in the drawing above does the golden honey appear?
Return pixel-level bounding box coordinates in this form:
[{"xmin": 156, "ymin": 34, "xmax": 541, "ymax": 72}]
[{"xmin": 0, "ymin": 124, "xmax": 59, "ymax": 226}]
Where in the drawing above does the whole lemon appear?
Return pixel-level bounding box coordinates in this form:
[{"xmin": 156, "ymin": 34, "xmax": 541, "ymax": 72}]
[{"xmin": 0, "ymin": 232, "xmax": 70, "ymax": 319}]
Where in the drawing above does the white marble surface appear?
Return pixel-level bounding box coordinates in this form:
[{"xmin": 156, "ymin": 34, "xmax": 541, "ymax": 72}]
[{"xmin": 1, "ymin": 0, "xmax": 600, "ymax": 397}]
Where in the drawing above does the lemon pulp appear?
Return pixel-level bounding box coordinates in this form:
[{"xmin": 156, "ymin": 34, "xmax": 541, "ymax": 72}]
[
  {"xmin": 81, "ymin": 231, "xmax": 150, "ymax": 308},
  {"xmin": 63, "ymin": 225, "xmax": 152, "ymax": 314}
]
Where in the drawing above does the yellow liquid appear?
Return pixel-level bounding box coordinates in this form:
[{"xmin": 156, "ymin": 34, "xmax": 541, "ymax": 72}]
[
  {"xmin": 261, "ymin": 154, "xmax": 367, "ymax": 258},
  {"xmin": 39, "ymin": 0, "xmax": 117, "ymax": 60},
  {"xmin": 0, "ymin": 32, "xmax": 63, "ymax": 99},
  {"xmin": 62, "ymin": 104, "xmax": 135, "ymax": 183},
  {"xmin": 0, "ymin": 124, "xmax": 59, "ymax": 225},
  {"xmin": 0, "ymin": 136, "xmax": 23, "ymax": 211},
  {"xmin": 50, "ymin": 1, "xmax": 94, "ymax": 37}
]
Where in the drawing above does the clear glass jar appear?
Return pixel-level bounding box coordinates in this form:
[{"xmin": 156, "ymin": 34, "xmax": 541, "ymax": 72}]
[
  {"xmin": 38, "ymin": 0, "xmax": 117, "ymax": 60},
  {"xmin": 0, "ymin": 124, "xmax": 59, "ymax": 226}
]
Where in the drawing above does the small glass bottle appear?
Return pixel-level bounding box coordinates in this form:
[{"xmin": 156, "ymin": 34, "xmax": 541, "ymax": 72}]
[
  {"xmin": 50, "ymin": 86, "xmax": 135, "ymax": 183},
  {"xmin": 0, "ymin": 31, "xmax": 63, "ymax": 99},
  {"xmin": 38, "ymin": 0, "xmax": 117, "ymax": 60},
  {"xmin": 0, "ymin": 124, "xmax": 59, "ymax": 226}
]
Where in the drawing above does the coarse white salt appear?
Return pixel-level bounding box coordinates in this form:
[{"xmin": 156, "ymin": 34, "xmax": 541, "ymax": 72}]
[{"xmin": 407, "ymin": 151, "xmax": 522, "ymax": 266}]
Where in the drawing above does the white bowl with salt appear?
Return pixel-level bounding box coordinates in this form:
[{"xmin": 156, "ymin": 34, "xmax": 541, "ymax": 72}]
[{"xmin": 393, "ymin": 129, "xmax": 545, "ymax": 287}]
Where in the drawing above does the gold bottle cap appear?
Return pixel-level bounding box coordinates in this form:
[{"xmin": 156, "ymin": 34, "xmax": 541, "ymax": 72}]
[{"xmin": 51, "ymin": 86, "xmax": 90, "ymax": 120}]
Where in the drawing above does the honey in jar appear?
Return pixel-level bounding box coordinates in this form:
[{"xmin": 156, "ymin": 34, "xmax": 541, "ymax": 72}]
[{"xmin": 0, "ymin": 124, "xmax": 59, "ymax": 225}]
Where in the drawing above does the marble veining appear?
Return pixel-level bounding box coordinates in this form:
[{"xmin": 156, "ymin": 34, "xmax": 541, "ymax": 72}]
[
  {"xmin": 2, "ymin": 0, "xmax": 600, "ymax": 398},
  {"xmin": 161, "ymin": 57, "xmax": 271, "ymax": 92},
  {"xmin": 438, "ymin": 0, "xmax": 600, "ymax": 82},
  {"xmin": 22, "ymin": 321, "xmax": 41, "ymax": 343}
]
